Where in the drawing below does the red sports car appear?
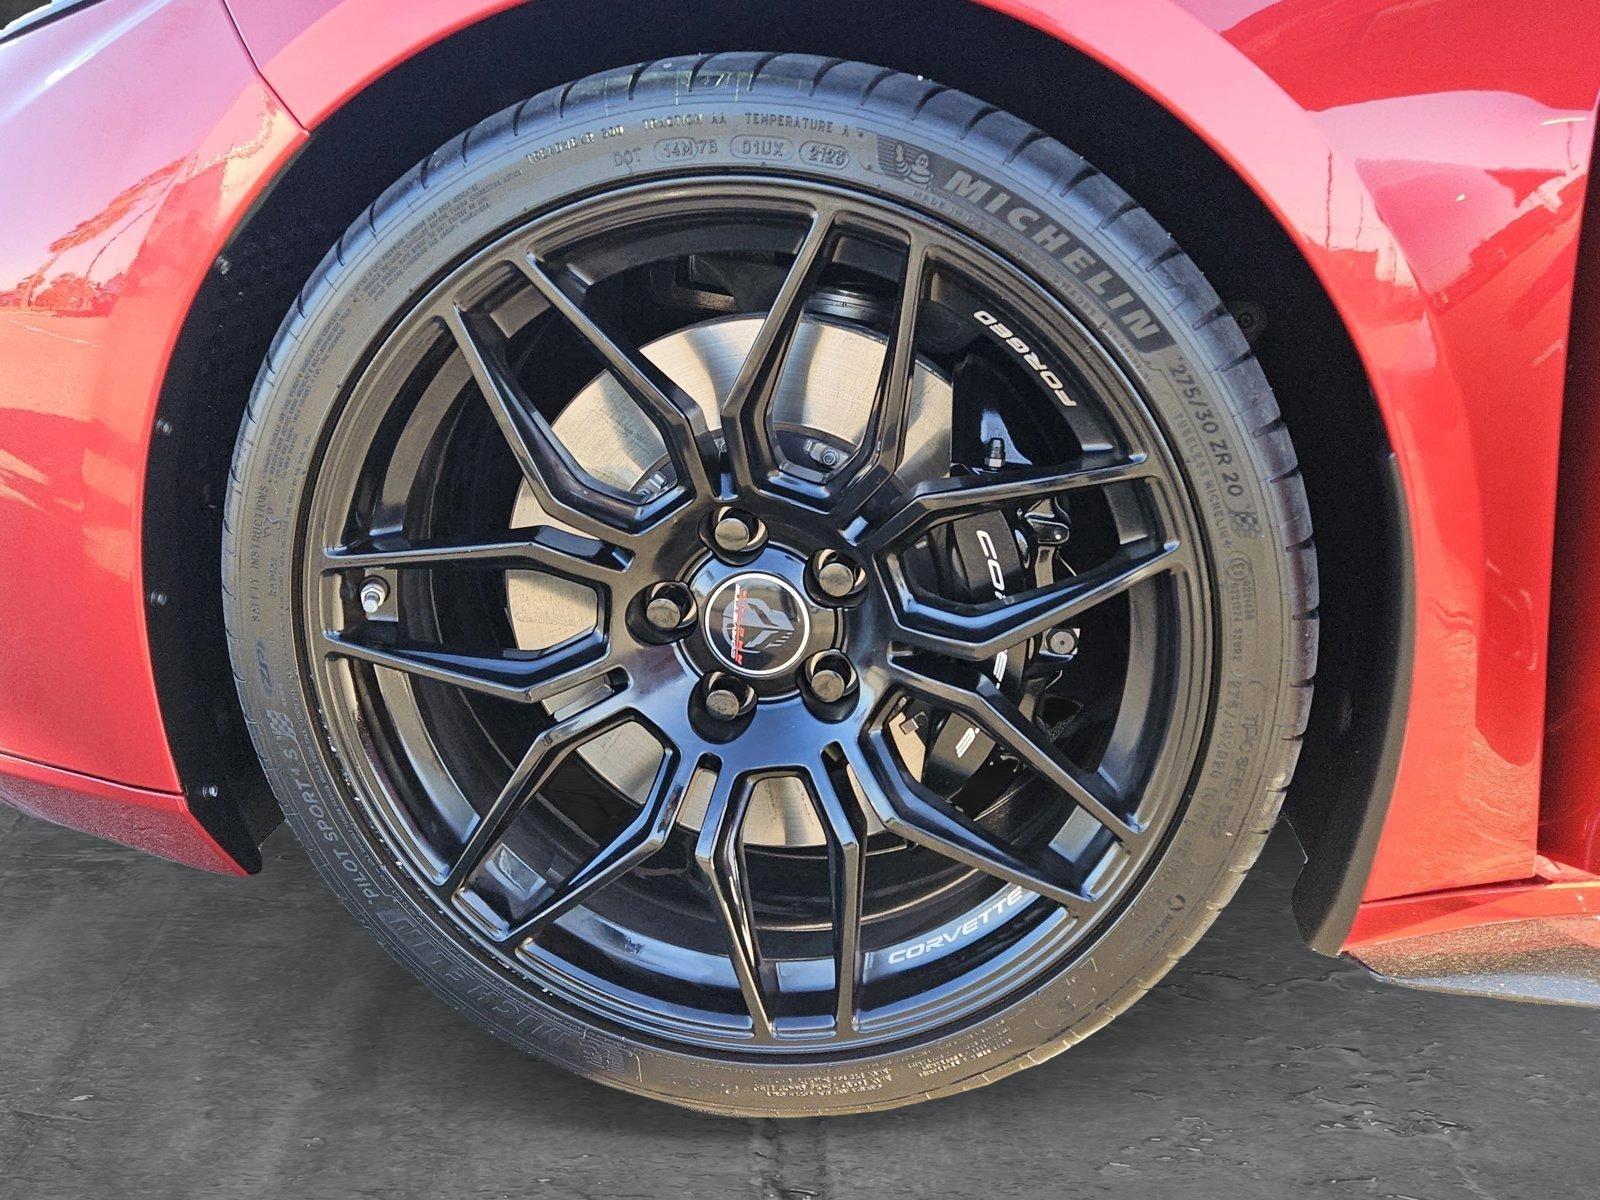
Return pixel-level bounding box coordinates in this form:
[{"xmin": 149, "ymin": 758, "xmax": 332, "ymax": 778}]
[{"xmin": 3, "ymin": 0, "xmax": 1597, "ymax": 1115}]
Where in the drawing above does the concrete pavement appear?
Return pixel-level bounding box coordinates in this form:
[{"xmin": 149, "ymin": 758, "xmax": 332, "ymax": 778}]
[{"xmin": 1, "ymin": 809, "xmax": 1594, "ymax": 1199}]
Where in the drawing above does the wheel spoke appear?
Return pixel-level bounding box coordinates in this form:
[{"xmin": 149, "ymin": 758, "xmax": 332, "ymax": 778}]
[
  {"xmin": 322, "ymin": 526, "xmax": 630, "ymax": 584},
  {"xmin": 498, "ymin": 742, "xmax": 697, "ymax": 946},
  {"xmin": 891, "ymin": 663, "xmax": 1140, "ymax": 843},
  {"xmin": 807, "ymin": 760, "xmax": 867, "ymax": 1031},
  {"xmin": 829, "ymin": 238, "xmax": 930, "ymax": 517},
  {"xmin": 720, "ymin": 208, "xmax": 839, "ymax": 493},
  {"xmin": 300, "ymin": 164, "xmax": 1222, "ymax": 1059},
  {"xmin": 441, "ymin": 690, "xmax": 634, "ymax": 892},
  {"xmin": 515, "ymin": 254, "xmax": 716, "ymax": 500},
  {"xmin": 323, "ymin": 627, "xmax": 613, "ymax": 705},
  {"xmin": 892, "ymin": 537, "xmax": 1178, "ymax": 662},
  {"xmin": 862, "ymin": 453, "xmax": 1153, "ymax": 552},
  {"xmin": 694, "ymin": 771, "xmax": 778, "ymax": 1040},
  {"xmin": 443, "ymin": 304, "xmax": 654, "ymax": 543},
  {"xmin": 843, "ymin": 734, "xmax": 1085, "ymax": 910}
]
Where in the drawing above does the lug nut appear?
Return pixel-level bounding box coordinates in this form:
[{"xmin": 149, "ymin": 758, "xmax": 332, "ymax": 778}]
[
  {"xmin": 646, "ymin": 595, "xmax": 683, "ymax": 629},
  {"xmin": 714, "ymin": 516, "xmax": 750, "ymax": 551},
  {"xmin": 641, "ymin": 581, "xmax": 696, "ymax": 639},
  {"xmin": 808, "ymin": 550, "xmax": 867, "ymax": 605},
  {"xmin": 709, "ymin": 507, "xmax": 765, "ymax": 557},
  {"xmin": 817, "ymin": 560, "xmax": 856, "ymax": 598},
  {"xmin": 809, "ymin": 666, "xmax": 849, "ymax": 703},
  {"xmin": 802, "ymin": 652, "xmax": 858, "ymax": 707},
  {"xmin": 359, "ymin": 577, "xmax": 390, "ymax": 615},
  {"xmin": 699, "ymin": 672, "xmax": 757, "ymax": 723},
  {"xmin": 706, "ymin": 686, "xmax": 744, "ymax": 720}
]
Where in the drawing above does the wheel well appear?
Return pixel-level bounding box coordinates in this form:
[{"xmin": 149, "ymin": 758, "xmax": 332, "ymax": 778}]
[{"xmin": 147, "ymin": 0, "xmax": 1405, "ymax": 942}]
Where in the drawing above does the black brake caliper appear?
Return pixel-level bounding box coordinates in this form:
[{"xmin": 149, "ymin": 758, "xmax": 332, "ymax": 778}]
[{"xmin": 916, "ymin": 507, "xmax": 1028, "ymax": 793}]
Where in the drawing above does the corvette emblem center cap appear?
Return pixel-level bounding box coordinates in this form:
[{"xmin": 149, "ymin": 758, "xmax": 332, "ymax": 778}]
[{"xmin": 705, "ymin": 572, "xmax": 811, "ymax": 677}]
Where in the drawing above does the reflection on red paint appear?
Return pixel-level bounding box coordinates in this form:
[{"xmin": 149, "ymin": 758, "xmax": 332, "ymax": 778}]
[{"xmin": 0, "ymin": 0, "xmax": 304, "ymax": 868}]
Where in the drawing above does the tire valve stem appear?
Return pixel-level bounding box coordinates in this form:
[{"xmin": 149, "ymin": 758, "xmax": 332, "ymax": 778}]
[
  {"xmin": 985, "ymin": 437, "xmax": 1006, "ymax": 470},
  {"xmin": 359, "ymin": 577, "xmax": 390, "ymax": 615}
]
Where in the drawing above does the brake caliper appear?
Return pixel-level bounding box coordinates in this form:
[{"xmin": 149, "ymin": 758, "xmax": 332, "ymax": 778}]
[{"xmin": 917, "ymin": 507, "xmax": 1028, "ymax": 792}]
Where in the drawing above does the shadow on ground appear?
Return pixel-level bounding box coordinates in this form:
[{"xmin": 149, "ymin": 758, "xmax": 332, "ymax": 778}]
[{"xmin": 0, "ymin": 808, "xmax": 1593, "ymax": 1199}]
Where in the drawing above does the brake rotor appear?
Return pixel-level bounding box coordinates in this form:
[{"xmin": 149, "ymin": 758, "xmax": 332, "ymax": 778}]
[{"xmin": 507, "ymin": 313, "xmax": 953, "ymax": 847}]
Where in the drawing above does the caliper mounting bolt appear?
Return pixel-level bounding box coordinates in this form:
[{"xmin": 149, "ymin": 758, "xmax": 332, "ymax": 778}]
[{"xmin": 1044, "ymin": 626, "xmax": 1080, "ymax": 659}]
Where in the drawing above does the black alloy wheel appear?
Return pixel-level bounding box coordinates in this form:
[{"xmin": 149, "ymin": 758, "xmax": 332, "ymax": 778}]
[{"xmin": 226, "ymin": 54, "xmax": 1317, "ymax": 1114}]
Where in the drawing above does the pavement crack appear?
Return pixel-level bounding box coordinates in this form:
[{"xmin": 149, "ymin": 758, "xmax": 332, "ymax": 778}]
[{"xmin": 750, "ymin": 1116, "xmax": 829, "ymax": 1199}]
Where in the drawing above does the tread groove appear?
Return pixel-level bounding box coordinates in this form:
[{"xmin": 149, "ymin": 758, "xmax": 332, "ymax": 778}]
[
  {"xmin": 1058, "ymin": 162, "xmax": 1099, "ymax": 197},
  {"xmin": 910, "ymin": 83, "xmax": 950, "ymax": 118},
  {"xmin": 857, "ymin": 66, "xmax": 897, "ymax": 106},
  {"xmin": 1098, "ymin": 197, "xmax": 1140, "ymax": 231},
  {"xmin": 808, "ymin": 56, "xmax": 845, "ymax": 93},
  {"xmin": 748, "ymin": 51, "xmax": 783, "ymax": 88},
  {"xmin": 1004, "ymin": 128, "xmax": 1047, "ymax": 165},
  {"xmin": 960, "ymin": 104, "xmax": 999, "ymax": 138}
]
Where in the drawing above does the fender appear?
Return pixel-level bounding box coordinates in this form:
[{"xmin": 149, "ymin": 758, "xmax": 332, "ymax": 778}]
[{"xmin": 0, "ymin": 0, "xmax": 303, "ymax": 870}]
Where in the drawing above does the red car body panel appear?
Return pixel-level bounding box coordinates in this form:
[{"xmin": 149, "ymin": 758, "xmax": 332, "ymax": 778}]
[
  {"xmin": 1349, "ymin": 868, "xmax": 1600, "ymax": 949},
  {"xmin": 0, "ymin": 0, "xmax": 302, "ymax": 860},
  {"xmin": 971, "ymin": 0, "xmax": 1599, "ymax": 915},
  {"xmin": 223, "ymin": 0, "xmax": 526, "ymax": 130},
  {"xmin": 0, "ymin": 749, "xmax": 243, "ymax": 875},
  {"xmin": 4, "ymin": 0, "xmax": 1600, "ymax": 951}
]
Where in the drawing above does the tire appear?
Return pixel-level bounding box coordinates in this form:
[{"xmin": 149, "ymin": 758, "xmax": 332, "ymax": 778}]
[{"xmin": 224, "ymin": 53, "xmax": 1316, "ymax": 1116}]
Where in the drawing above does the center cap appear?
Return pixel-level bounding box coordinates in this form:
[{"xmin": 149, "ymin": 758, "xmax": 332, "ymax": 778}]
[{"xmin": 704, "ymin": 572, "xmax": 811, "ymax": 677}]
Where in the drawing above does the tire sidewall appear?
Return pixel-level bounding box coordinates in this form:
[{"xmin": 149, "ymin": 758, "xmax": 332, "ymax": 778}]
[{"xmin": 229, "ymin": 75, "xmax": 1296, "ymax": 1115}]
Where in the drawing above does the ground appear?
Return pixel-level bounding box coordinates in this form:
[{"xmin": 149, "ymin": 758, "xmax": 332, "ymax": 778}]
[{"xmin": 0, "ymin": 808, "xmax": 1593, "ymax": 1199}]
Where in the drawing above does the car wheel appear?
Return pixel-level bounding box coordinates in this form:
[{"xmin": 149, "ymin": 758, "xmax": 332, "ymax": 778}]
[{"xmin": 224, "ymin": 53, "xmax": 1317, "ymax": 1115}]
